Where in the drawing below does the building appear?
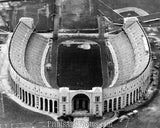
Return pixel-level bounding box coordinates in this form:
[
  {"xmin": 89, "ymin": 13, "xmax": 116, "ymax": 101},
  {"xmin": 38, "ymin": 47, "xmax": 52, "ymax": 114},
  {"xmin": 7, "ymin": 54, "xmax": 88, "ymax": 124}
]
[{"xmin": 8, "ymin": 0, "xmax": 152, "ymax": 120}]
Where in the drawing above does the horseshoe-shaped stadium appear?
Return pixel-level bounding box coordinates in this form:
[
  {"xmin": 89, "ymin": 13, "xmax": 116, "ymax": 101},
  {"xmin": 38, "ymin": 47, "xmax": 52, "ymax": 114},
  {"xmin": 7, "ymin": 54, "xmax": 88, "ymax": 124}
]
[{"xmin": 8, "ymin": 0, "xmax": 152, "ymax": 120}]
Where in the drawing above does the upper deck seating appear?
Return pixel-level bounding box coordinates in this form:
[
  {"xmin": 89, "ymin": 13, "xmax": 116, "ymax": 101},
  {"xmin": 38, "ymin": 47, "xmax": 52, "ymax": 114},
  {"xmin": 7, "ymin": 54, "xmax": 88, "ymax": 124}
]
[
  {"xmin": 109, "ymin": 32, "xmax": 135, "ymax": 86},
  {"xmin": 124, "ymin": 21, "xmax": 150, "ymax": 78},
  {"xmin": 9, "ymin": 21, "xmax": 48, "ymax": 86},
  {"xmin": 9, "ymin": 22, "xmax": 33, "ymax": 81},
  {"xmin": 25, "ymin": 33, "xmax": 48, "ymax": 85}
]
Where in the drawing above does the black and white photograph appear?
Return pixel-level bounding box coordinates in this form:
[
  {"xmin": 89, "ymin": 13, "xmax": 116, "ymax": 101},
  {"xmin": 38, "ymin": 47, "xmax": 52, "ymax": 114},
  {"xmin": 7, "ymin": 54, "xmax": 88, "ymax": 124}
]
[{"xmin": 0, "ymin": 0, "xmax": 160, "ymax": 128}]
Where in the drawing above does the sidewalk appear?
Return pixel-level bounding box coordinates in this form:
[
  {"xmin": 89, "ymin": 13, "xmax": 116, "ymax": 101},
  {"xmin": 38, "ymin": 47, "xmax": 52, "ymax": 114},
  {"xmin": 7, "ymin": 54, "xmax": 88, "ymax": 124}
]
[{"xmin": 95, "ymin": 112, "xmax": 118, "ymax": 128}]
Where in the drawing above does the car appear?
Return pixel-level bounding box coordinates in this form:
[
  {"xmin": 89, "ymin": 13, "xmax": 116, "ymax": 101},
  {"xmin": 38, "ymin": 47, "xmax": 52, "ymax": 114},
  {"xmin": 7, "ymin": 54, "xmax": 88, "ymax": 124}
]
[
  {"xmin": 127, "ymin": 112, "xmax": 133, "ymax": 116},
  {"xmin": 152, "ymin": 56, "xmax": 157, "ymax": 60},
  {"xmin": 154, "ymin": 63, "xmax": 160, "ymax": 69},
  {"xmin": 133, "ymin": 110, "xmax": 138, "ymax": 114},
  {"xmin": 155, "ymin": 43, "xmax": 160, "ymax": 47},
  {"xmin": 152, "ymin": 70, "xmax": 158, "ymax": 75},
  {"xmin": 127, "ymin": 110, "xmax": 138, "ymax": 117},
  {"xmin": 148, "ymin": 32, "xmax": 157, "ymax": 36},
  {"xmin": 153, "ymin": 72, "xmax": 158, "ymax": 77},
  {"xmin": 119, "ymin": 115, "xmax": 129, "ymax": 122},
  {"xmin": 154, "ymin": 65, "xmax": 159, "ymax": 69}
]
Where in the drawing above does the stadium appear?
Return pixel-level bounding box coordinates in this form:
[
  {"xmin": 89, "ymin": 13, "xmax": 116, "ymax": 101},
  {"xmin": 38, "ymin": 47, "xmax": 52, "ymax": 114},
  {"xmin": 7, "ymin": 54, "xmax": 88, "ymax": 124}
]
[{"xmin": 7, "ymin": 0, "xmax": 152, "ymax": 120}]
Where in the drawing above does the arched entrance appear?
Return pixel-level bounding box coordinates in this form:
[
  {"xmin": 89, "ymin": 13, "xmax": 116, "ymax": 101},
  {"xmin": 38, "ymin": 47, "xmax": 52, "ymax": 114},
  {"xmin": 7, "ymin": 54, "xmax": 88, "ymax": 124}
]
[{"xmin": 72, "ymin": 94, "xmax": 90, "ymax": 112}]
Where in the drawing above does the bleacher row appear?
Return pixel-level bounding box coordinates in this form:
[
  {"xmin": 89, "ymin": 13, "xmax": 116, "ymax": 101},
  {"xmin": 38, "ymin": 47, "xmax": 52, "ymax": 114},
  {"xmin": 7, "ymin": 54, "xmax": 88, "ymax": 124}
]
[
  {"xmin": 109, "ymin": 32, "xmax": 135, "ymax": 86},
  {"xmin": 124, "ymin": 21, "xmax": 150, "ymax": 78},
  {"xmin": 108, "ymin": 21, "xmax": 150, "ymax": 86},
  {"xmin": 9, "ymin": 22, "xmax": 33, "ymax": 81},
  {"xmin": 9, "ymin": 22, "xmax": 48, "ymax": 86},
  {"xmin": 25, "ymin": 33, "xmax": 48, "ymax": 85}
]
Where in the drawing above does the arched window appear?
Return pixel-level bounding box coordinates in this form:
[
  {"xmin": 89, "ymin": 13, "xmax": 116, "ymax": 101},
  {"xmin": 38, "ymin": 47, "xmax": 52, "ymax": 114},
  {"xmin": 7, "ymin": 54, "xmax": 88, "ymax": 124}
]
[
  {"xmin": 15, "ymin": 84, "xmax": 17, "ymax": 96},
  {"xmin": 54, "ymin": 100, "xmax": 58, "ymax": 113},
  {"xmin": 139, "ymin": 87, "xmax": 142, "ymax": 99},
  {"xmin": 32, "ymin": 95, "xmax": 35, "ymax": 107},
  {"xmin": 17, "ymin": 85, "xmax": 19, "ymax": 96},
  {"xmin": 126, "ymin": 94, "xmax": 129, "ymax": 106},
  {"xmin": 133, "ymin": 90, "xmax": 136, "ymax": 103},
  {"xmin": 25, "ymin": 91, "xmax": 28, "ymax": 104},
  {"xmin": 130, "ymin": 92, "xmax": 132, "ymax": 105},
  {"xmin": 113, "ymin": 98, "xmax": 117, "ymax": 111},
  {"xmin": 22, "ymin": 90, "xmax": 25, "ymax": 102},
  {"xmin": 49, "ymin": 100, "xmax": 53, "ymax": 112},
  {"xmin": 40, "ymin": 97, "xmax": 43, "ymax": 110},
  {"xmin": 104, "ymin": 100, "xmax": 107, "ymax": 112},
  {"xmin": 118, "ymin": 97, "xmax": 121, "ymax": 109},
  {"xmin": 45, "ymin": 99, "xmax": 48, "ymax": 111},
  {"xmin": 28, "ymin": 93, "xmax": 31, "ymax": 106},
  {"xmin": 20, "ymin": 88, "xmax": 22, "ymax": 99},
  {"xmin": 136, "ymin": 89, "xmax": 139, "ymax": 101},
  {"xmin": 109, "ymin": 99, "xmax": 112, "ymax": 112},
  {"xmin": 17, "ymin": 85, "xmax": 19, "ymax": 97}
]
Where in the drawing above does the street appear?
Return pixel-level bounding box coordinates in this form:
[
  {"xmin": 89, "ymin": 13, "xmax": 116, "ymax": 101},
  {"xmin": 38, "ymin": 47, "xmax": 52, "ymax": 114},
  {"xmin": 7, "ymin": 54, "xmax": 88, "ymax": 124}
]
[{"xmin": 112, "ymin": 30, "xmax": 160, "ymax": 128}]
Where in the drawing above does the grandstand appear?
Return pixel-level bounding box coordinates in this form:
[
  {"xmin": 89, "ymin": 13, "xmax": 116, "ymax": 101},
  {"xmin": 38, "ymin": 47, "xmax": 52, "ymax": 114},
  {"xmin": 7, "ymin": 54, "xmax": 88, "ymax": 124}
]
[
  {"xmin": 8, "ymin": 17, "xmax": 152, "ymax": 119},
  {"xmin": 9, "ymin": 22, "xmax": 33, "ymax": 81},
  {"xmin": 124, "ymin": 21, "xmax": 150, "ymax": 78},
  {"xmin": 109, "ymin": 31, "xmax": 135, "ymax": 86},
  {"xmin": 25, "ymin": 33, "xmax": 48, "ymax": 86}
]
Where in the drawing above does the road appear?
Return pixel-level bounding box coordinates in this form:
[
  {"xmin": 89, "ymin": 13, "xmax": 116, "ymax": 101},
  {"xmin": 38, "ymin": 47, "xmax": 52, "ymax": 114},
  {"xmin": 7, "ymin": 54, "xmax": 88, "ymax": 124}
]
[{"xmin": 112, "ymin": 30, "xmax": 160, "ymax": 128}]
